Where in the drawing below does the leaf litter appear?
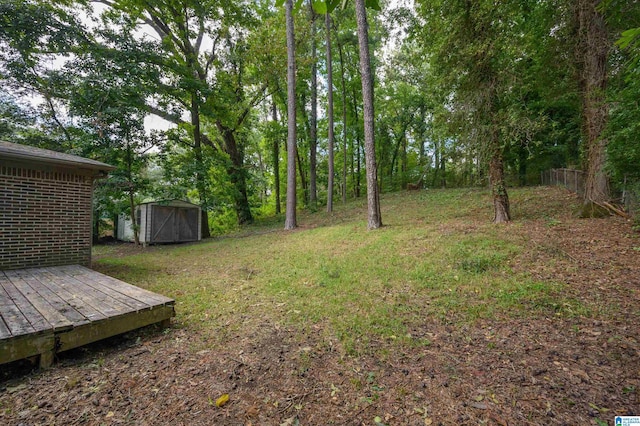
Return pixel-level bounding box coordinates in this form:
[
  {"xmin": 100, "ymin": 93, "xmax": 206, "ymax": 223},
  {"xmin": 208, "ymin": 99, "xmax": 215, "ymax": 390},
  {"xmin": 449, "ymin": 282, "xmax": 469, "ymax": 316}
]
[{"xmin": 0, "ymin": 188, "xmax": 639, "ymax": 425}]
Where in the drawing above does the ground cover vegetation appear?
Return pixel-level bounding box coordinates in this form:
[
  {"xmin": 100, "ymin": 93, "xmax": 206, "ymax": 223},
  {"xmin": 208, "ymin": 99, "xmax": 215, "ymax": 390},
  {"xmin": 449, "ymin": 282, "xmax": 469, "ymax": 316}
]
[
  {"xmin": 0, "ymin": 0, "xmax": 639, "ymax": 230},
  {"xmin": 0, "ymin": 187, "xmax": 639, "ymax": 425},
  {"xmin": 1, "ymin": 0, "xmax": 640, "ymax": 423}
]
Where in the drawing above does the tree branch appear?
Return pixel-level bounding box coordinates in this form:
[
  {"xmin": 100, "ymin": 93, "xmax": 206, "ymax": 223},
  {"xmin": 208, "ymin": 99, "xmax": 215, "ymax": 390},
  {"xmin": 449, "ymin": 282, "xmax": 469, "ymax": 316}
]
[{"xmin": 145, "ymin": 105, "xmax": 185, "ymax": 125}]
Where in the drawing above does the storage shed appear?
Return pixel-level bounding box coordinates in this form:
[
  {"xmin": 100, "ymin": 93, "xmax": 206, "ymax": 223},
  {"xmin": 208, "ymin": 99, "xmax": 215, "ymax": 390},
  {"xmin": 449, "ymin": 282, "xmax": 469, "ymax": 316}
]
[
  {"xmin": 117, "ymin": 200, "xmax": 202, "ymax": 245},
  {"xmin": 0, "ymin": 141, "xmax": 114, "ymax": 270}
]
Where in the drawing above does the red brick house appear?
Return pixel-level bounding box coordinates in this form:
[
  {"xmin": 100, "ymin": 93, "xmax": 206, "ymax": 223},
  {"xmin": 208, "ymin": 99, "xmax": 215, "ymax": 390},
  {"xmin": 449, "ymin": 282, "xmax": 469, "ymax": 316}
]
[{"xmin": 0, "ymin": 141, "xmax": 115, "ymax": 270}]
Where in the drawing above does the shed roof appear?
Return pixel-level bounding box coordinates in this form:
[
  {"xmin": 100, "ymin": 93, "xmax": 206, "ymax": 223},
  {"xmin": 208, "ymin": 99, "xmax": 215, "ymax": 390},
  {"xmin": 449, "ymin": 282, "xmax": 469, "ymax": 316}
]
[
  {"xmin": 0, "ymin": 141, "xmax": 115, "ymax": 172},
  {"xmin": 140, "ymin": 199, "xmax": 201, "ymax": 208}
]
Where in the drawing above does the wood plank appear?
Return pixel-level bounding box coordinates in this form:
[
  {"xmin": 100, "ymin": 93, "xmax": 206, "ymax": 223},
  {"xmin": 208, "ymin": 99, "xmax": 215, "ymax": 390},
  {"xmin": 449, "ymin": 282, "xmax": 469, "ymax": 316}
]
[
  {"xmin": 56, "ymin": 266, "xmax": 157, "ymax": 311},
  {"xmin": 16, "ymin": 269, "xmax": 89, "ymax": 327},
  {"xmin": 0, "ymin": 314, "xmax": 11, "ymax": 339},
  {"xmin": 4, "ymin": 270, "xmax": 73, "ymax": 331},
  {"xmin": 40, "ymin": 267, "xmax": 135, "ymax": 317},
  {"xmin": 57, "ymin": 305, "xmax": 174, "ymax": 352},
  {"xmin": 0, "ymin": 274, "xmax": 49, "ymax": 333},
  {"xmin": 0, "ymin": 332, "xmax": 55, "ymax": 366},
  {"xmin": 60, "ymin": 265, "xmax": 174, "ymax": 306},
  {"xmin": 26, "ymin": 269, "xmax": 107, "ymax": 323},
  {"xmin": 0, "ymin": 278, "xmax": 36, "ymax": 337}
]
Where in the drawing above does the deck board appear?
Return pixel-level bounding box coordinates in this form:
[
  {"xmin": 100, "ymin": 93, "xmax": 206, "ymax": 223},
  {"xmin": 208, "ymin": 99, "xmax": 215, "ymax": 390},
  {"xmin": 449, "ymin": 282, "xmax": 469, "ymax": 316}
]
[
  {"xmin": 41, "ymin": 267, "xmax": 133, "ymax": 318},
  {"xmin": 59, "ymin": 265, "xmax": 174, "ymax": 306},
  {"xmin": 27, "ymin": 269, "xmax": 107, "ymax": 322},
  {"xmin": 0, "ymin": 265, "xmax": 175, "ymax": 367},
  {"xmin": 0, "ymin": 314, "xmax": 11, "ymax": 339},
  {"xmin": 0, "ymin": 281, "xmax": 36, "ymax": 337},
  {"xmin": 17, "ymin": 269, "xmax": 90, "ymax": 326},
  {"xmin": 3, "ymin": 270, "xmax": 73, "ymax": 331},
  {"xmin": 0, "ymin": 274, "xmax": 49, "ymax": 334}
]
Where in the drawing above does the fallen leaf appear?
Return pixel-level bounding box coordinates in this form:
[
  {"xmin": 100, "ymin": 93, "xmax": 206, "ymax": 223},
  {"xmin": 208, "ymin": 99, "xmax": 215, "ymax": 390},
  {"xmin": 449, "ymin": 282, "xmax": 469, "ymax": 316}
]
[
  {"xmin": 216, "ymin": 394, "xmax": 229, "ymax": 407},
  {"xmin": 7, "ymin": 384, "xmax": 27, "ymax": 394},
  {"xmin": 470, "ymin": 402, "xmax": 488, "ymax": 410},
  {"xmin": 425, "ymin": 418, "xmax": 433, "ymax": 425},
  {"xmin": 280, "ymin": 416, "xmax": 299, "ymax": 426},
  {"xmin": 106, "ymin": 411, "xmax": 114, "ymax": 418}
]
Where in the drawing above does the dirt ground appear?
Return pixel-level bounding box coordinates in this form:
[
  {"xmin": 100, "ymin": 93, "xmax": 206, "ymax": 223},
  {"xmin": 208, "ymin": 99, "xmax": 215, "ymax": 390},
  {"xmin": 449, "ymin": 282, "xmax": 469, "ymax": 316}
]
[{"xmin": 1, "ymin": 192, "xmax": 639, "ymax": 425}]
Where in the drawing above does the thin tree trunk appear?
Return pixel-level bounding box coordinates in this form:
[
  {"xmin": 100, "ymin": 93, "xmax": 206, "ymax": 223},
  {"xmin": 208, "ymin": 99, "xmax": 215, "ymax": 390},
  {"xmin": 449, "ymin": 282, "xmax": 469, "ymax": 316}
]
[
  {"xmin": 309, "ymin": 3, "xmax": 318, "ymax": 209},
  {"xmin": 440, "ymin": 150, "xmax": 446, "ymax": 188},
  {"xmin": 432, "ymin": 139, "xmax": 440, "ymax": 187},
  {"xmin": 272, "ymin": 99, "xmax": 281, "ymax": 214},
  {"xmin": 351, "ymin": 84, "xmax": 362, "ymax": 198},
  {"xmin": 297, "ymin": 94, "xmax": 310, "ymax": 205},
  {"xmin": 285, "ymin": 0, "xmax": 297, "ymax": 230},
  {"xmin": 125, "ymin": 140, "xmax": 140, "ymax": 245},
  {"xmin": 337, "ymin": 34, "xmax": 348, "ymax": 203},
  {"xmin": 326, "ymin": 12, "xmax": 335, "ymax": 213},
  {"xmin": 191, "ymin": 95, "xmax": 211, "ymax": 238},
  {"xmin": 354, "ymin": 0, "xmax": 382, "ymax": 229}
]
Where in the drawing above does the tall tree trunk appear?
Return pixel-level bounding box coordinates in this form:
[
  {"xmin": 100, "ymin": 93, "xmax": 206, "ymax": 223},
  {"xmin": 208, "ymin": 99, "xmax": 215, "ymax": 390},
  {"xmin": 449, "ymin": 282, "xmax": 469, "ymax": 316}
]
[
  {"xmin": 440, "ymin": 150, "xmax": 446, "ymax": 188},
  {"xmin": 401, "ymin": 134, "xmax": 408, "ymax": 189},
  {"xmin": 355, "ymin": 0, "xmax": 382, "ymax": 229},
  {"xmin": 296, "ymin": 147, "xmax": 308, "ymax": 202},
  {"xmin": 337, "ymin": 33, "xmax": 348, "ymax": 204},
  {"xmin": 309, "ymin": 4, "xmax": 318, "ymax": 209},
  {"xmin": 351, "ymin": 84, "xmax": 362, "ymax": 198},
  {"xmin": 285, "ymin": 0, "xmax": 297, "ymax": 230},
  {"xmin": 518, "ymin": 138, "xmax": 527, "ymax": 186},
  {"xmin": 272, "ymin": 99, "xmax": 281, "ymax": 214},
  {"xmin": 217, "ymin": 123, "xmax": 254, "ymax": 225},
  {"xmin": 489, "ymin": 127, "xmax": 510, "ymax": 223},
  {"xmin": 191, "ymin": 95, "xmax": 211, "ymax": 238},
  {"xmin": 297, "ymin": 94, "xmax": 310, "ymax": 205},
  {"xmin": 432, "ymin": 139, "xmax": 440, "ymax": 187},
  {"xmin": 125, "ymin": 140, "xmax": 140, "ymax": 245},
  {"xmin": 326, "ymin": 12, "xmax": 335, "ymax": 213},
  {"xmin": 577, "ymin": 0, "xmax": 610, "ymax": 215}
]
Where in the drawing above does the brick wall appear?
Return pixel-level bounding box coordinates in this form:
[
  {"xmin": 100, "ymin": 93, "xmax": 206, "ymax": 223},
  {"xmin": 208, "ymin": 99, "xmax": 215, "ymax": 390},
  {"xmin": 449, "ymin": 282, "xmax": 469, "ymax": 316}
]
[{"xmin": 0, "ymin": 164, "xmax": 94, "ymax": 270}]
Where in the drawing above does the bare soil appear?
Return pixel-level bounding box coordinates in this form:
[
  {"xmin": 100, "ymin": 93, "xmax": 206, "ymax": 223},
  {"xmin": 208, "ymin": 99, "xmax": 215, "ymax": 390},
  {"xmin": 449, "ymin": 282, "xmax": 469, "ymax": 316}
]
[{"xmin": 1, "ymin": 190, "xmax": 639, "ymax": 426}]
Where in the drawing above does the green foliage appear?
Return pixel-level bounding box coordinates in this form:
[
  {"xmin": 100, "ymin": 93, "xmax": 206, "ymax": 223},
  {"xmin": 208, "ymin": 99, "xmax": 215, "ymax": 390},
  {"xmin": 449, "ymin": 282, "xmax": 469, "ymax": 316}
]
[{"xmin": 607, "ymin": 18, "xmax": 640, "ymax": 199}]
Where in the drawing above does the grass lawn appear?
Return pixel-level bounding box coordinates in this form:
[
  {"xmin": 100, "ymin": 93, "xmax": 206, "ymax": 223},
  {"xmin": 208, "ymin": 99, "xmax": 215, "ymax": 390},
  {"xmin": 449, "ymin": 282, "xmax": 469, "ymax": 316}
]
[
  {"xmin": 3, "ymin": 186, "xmax": 638, "ymax": 425},
  {"xmin": 95, "ymin": 188, "xmax": 590, "ymax": 349}
]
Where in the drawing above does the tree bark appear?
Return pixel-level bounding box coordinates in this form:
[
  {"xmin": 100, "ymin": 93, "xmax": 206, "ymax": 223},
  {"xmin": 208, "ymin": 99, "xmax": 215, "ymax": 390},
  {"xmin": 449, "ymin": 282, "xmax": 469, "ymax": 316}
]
[
  {"xmin": 337, "ymin": 34, "xmax": 348, "ymax": 204},
  {"xmin": 284, "ymin": 0, "xmax": 297, "ymax": 230},
  {"xmin": 217, "ymin": 122, "xmax": 254, "ymax": 225},
  {"xmin": 356, "ymin": 0, "xmax": 382, "ymax": 229},
  {"xmin": 190, "ymin": 95, "xmax": 211, "ymax": 238},
  {"xmin": 309, "ymin": 3, "xmax": 318, "ymax": 209},
  {"xmin": 354, "ymin": 0, "xmax": 382, "ymax": 229},
  {"xmin": 577, "ymin": 0, "xmax": 610, "ymax": 212},
  {"xmin": 489, "ymin": 132, "xmax": 510, "ymax": 223},
  {"xmin": 272, "ymin": 99, "xmax": 281, "ymax": 214},
  {"xmin": 326, "ymin": 12, "xmax": 335, "ymax": 213}
]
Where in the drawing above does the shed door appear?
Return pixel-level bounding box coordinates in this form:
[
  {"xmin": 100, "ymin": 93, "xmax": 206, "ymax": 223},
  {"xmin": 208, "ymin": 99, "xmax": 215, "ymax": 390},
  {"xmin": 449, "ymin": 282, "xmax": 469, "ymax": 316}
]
[
  {"xmin": 150, "ymin": 206, "xmax": 199, "ymax": 243},
  {"xmin": 176, "ymin": 208, "xmax": 199, "ymax": 241},
  {"xmin": 151, "ymin": 206, "xmax": 176, "ymax": 243}
]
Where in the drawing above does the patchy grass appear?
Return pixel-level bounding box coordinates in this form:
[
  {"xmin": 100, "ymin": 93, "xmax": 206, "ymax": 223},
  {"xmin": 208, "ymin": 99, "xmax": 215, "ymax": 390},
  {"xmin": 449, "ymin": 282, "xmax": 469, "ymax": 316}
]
[
  {"xmin": 4, "ymin": 186, "xmax": 639, "ymax": 426},
  {"xmin": 94, "ymin": 187, "xmax": 588, "ymax": 355}
]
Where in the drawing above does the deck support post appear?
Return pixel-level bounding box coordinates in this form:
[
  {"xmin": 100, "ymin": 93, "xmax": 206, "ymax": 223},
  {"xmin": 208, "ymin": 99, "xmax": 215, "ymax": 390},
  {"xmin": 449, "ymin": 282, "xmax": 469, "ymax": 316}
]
[{"xmin": 39, "ymin": 350, "xmax": 54, "ymax": 369}]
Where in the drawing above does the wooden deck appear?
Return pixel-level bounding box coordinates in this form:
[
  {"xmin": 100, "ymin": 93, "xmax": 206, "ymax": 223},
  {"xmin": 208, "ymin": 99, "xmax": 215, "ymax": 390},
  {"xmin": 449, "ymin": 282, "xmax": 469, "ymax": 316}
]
[{"xmin": 0, "ymin": 265, "xmax": 175, "ymax": 368}]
